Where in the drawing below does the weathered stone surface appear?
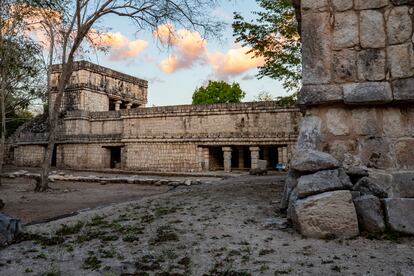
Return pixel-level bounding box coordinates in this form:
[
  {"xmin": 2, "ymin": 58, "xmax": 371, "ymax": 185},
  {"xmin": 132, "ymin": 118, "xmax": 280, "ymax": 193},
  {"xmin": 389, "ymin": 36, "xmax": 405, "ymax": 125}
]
[
  {"xmin": 384, "ymin": 198, "xmax": 414, "ymax": 235},
  {"xmin": 392, "ymin": 171, "xmax": 414, "ymax": 198},
  {"xmin": 387, "ymin": 6, "xmax": 412, "ymax": 45},
  {"xmin": 0, "ymin": 199, "xmax": 4, "ymax": 210},
  {"xmin": 358, "ymin": 137, "xmax": 393, "ymax": 169},
  {"xmin": 395, "ymin": 139, "xmax": 414, "ymax": 169},
  {"xmin": 291, "ymin": 149, "xmax": 340, "ymax": 173},
  {"xmin": 333, "ymin": 49, "xmax": 357, "ymax": 83},
  {"xmin": 302, "ymin": 12, "xmax": 332, "ymax": 84},
  {"xmin": 293, "ymin": 191, "xmax": 359, "ymax": 239},
  {"xmin": 287, "ymin": 188, "xmax": 298, "ymax": 220},
  {"xmin": 357, "ymin": 49, "xmax": 386, "ymax": 81},
  {"xmin": 301, "ymin": 0, "xmax": 329, "ymax": 11},
  {"xmin": 355, "ymin": 0, "xmax": 389, "ymax": 10},
  {"xmin": 351, "ymin": 109, "xmax": 380, "ymax": 136},
  {"xmin": 298, "ymin": 85, "xmax": 343, "ymax": 106},
  {"xmin": 353, "ymin": 176, "xmax": 389, "ymax": 198},
  {"xmin": 296, "ymin": 115, "xmax": 322, "ymax": 150},
  {"xmin": 281, "ymin": 172, "xmax": 298, "ymax": 210},
  {"xmin": 0, "ymin": 213, "xmax": 22, "ymax": 246},
  {"xmin": 346, "ymin": 166, "xmax": 369, "ymax": 184},
  {"xmin": 354, "ymin": 195, "xmax": 385, "ymax": 233},
  {"xmin": 387, "ymin": 43, "xmax": 414, "ymax": 79},
  {"xmin": 393, "ymin": 78, "xmax": 414, "ymax": 101},
  {"xmin": 332, "ymin": 0, "xmax": 353, "ymax": 11},
  {"xmin": 360, "ymin": 10, "xmax": 386, "ymax": 48},
  {"xmin": 296, "ymin": 169, "xmax": 352, "ymax": 198},
  {"xmin": 382, "ymin": 109, "xmax": 404, "ymax": 138},
  {"xmin": 343, "ymin": 82, "xmax": 392, "ymax": 104},
  {"xmin": 333, "ymin": 11, "xmax": 359, "ymax": 49},
  {"xmin": 326, "ymin": 108, "xmax": 349, "ymax": 136}
]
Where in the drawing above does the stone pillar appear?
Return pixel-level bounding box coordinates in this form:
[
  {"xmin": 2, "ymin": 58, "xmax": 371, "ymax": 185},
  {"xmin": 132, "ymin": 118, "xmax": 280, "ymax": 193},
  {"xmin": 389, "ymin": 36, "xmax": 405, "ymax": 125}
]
[
  {"xmin": 222, "ymin": 147, "xmax": 232, "ymax": 173},
  {"xmin": 115, "ymin": 100, "xmax": 122, "ymax": 111},
  {"xmin": 282, "ymin": 146, "xmax": 288, "ymax": 165},
  {"xmin": 277, "ymin": 147, "xmax": 283, "ymax": 164},
  {"xmin": 238, "ymin": 147, "xmax": 244, "ymax": 170},
  {"xmin": 203, "ymin": 147, "xmax": 210, "ymax": 171},
  {"xmin": 126, "ymin": 103, "xmax": 133, "ymax": 109},
  {"xmin": 250, "ymin": 146, "xmax": 260, "ymax": 169}
]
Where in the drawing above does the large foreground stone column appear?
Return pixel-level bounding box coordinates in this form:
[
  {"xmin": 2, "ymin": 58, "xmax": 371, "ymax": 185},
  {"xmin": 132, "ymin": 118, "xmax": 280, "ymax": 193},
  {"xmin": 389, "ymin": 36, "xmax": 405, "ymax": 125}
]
[{"xmin": 284, "ymin": 0, "xmax": 414, "ymax": 239}]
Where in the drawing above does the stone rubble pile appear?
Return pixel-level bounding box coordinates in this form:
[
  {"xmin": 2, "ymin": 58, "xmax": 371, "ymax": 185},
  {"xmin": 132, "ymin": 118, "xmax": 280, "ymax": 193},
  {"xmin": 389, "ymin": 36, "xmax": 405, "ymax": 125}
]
[
  {"xmin": 281, "ymin": 149, "xmax": 414, "ymax": 239},
  {"xmin": 0, "ymin": 213, "xmax": 22, "ymax": 247}
]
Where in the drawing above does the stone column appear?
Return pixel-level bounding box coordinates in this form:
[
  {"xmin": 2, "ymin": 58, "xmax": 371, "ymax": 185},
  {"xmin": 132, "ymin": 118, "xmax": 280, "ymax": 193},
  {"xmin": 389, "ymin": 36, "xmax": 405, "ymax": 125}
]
[
  {"xmin": 222, "ymin": 147, "xmax": 232, "ymax": 172},
  {"xmin": 126, "ymin": 103, "xmax": 133, "ymax": 109},
  {"xmin": 277, "ymin": 147, "xmax": 283, "ymax": 164},
  {"xmin": 282, "ymin": 146, "xmax": 288, "ymax": 164},
  {"xmin": 250, "ymin": 146, "xmax": 260, "ymax": 169},
  {"xmin": 203, "ymin": 147, "xmax": 210, "ymax": 171},
  {"xmin": 115, "ymin": 100, "xmax": 122, "ymax": 111},
  {"xmin": 238, "ymin": 147, "xmax": 244, "ymax": 170}
]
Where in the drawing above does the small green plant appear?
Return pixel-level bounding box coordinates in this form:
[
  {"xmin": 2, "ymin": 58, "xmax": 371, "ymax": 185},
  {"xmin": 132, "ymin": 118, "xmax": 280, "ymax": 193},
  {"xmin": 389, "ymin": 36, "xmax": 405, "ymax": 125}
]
[
  {"xmin": 55, "ymin": 222, "xmax": 84, "ymax": 236},
  {"xmin": 150, "ymin": 226, "xmax": 179, "ymax": 245},
  {"xmin": 82, "ymin": 255, "xmax": 101, "ymax": 270}
]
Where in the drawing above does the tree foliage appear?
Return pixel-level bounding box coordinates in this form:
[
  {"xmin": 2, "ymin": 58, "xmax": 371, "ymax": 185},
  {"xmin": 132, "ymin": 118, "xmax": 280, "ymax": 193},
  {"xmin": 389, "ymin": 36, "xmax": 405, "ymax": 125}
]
[
  {"xmin": 233, "ymin": 0, "xmax": 301, "ymax": 91},
  {"xmin": 192, "ymin": 81, "xmax": 245, "ymax": 105}
]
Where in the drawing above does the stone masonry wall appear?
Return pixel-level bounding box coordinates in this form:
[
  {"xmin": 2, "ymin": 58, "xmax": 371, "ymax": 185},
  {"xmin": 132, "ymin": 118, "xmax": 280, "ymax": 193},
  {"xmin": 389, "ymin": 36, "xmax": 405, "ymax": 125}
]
[
  {"xmin": 14, "ymin": 145, "xmax": 45, "ymax": 167},
  {"xmin": 297, "ymin": 0, "xmax": 414, "ymax": 170}
]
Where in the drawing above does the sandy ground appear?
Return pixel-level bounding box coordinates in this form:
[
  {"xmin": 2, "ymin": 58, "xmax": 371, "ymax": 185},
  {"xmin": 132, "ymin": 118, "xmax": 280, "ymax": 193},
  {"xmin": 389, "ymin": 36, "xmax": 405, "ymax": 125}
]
[{"xmin": 1, "ymin": 175, "xmax": 414, "ymax": 275}]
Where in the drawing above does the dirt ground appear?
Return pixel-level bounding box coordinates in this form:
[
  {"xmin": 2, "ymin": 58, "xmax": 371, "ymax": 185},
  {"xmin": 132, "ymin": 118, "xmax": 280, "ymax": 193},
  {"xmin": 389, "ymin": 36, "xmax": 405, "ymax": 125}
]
[{"xmin": 1, "ymin": 174, "xmax": 414, "ymax": 275}]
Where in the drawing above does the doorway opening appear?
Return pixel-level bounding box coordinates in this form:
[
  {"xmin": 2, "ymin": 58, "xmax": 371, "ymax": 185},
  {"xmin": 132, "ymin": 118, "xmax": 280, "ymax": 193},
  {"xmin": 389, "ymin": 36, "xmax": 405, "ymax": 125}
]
[
  {"xmin": 51, "ymin": 144, "xmax": 57, "ymax": 167},
  {"xmin": 110, "ymin": 147, "xmax": 122, "ymax": 169}
]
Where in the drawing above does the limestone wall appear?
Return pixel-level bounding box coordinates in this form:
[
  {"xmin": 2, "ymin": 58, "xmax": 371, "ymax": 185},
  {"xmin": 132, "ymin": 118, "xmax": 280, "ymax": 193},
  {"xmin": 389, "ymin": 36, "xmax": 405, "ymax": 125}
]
[
  {"xmin": 298, "ymin": 0, "xmax": 414, "ymax": 170},
  {"xmin": 56, "ymin": 144, "xmax": 106, "ymax": 169},
  {"xmin": 14, "ymin": 145, "xmax": 45, "ymax": 167}
]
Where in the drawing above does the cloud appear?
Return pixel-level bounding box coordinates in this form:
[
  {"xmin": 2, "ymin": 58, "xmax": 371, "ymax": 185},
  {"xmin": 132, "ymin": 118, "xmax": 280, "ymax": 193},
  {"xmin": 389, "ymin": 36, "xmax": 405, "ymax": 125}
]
[
  {"xmin": 90, "ymin": 31, "xmax": 148, "ymax": 60},
  {"xmin": 155, "ymin": 24, "xmax": 207, "ymax": 73},
  {"xmin": 241, "ymin": 74, "xmax": 256, "ymax": 81},
  {"xmin": 207, "ymin": 46, "xmax": 265, "ymax": 77}
]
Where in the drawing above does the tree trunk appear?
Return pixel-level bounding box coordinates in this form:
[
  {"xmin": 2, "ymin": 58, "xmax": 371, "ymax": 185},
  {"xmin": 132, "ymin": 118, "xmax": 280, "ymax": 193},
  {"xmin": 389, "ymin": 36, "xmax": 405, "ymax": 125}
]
[{"xmin": 0, "ymin": 81, "xmax": 5, "ymax": 186}]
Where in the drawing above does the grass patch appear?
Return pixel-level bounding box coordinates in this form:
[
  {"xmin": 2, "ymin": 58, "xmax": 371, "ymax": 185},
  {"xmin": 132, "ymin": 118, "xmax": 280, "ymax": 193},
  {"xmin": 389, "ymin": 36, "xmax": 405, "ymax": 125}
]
[
  {"xmin": 150, "ymin": 226, "xmax": 179, "ymax": 245},
  {"xmin": 82, "ymin": 255, "xmax": 102, "ymax": 270}
]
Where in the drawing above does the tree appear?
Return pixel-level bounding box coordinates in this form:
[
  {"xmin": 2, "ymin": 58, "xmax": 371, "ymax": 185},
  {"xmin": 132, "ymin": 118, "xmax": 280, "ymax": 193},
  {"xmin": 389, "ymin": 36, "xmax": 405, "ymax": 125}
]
[
  {"xmin": 254, "ymin": 91, "xmax": 275, "ymax": 102},
  {"xmin": 233, "ymin": 0, "xmax": 301, "ymax": 91},
  {"xmin": 29, "ymin": 0, "xmax": 223, "ymax": 191},
  {"xmin": 192, "ymin": 81, "xmax": 245, "ymax": 105},
  {"xmin": 0, "ymin": 0, "xmax": 44, "ymax": 185}
]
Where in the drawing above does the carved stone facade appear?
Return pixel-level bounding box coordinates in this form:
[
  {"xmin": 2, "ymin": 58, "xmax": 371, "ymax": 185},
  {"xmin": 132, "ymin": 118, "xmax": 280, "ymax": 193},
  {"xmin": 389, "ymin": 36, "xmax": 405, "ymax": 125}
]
[{"xmin": 12, "ymin": 61, "xmax": 301, "ymax": 173}]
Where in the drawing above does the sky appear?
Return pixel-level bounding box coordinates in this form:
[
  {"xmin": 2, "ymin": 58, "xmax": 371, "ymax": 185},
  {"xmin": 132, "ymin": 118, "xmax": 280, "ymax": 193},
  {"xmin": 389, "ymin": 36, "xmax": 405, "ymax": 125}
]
[{"xmin": 87, "ymin": 0, "xmax": 287, "ymax": 106}]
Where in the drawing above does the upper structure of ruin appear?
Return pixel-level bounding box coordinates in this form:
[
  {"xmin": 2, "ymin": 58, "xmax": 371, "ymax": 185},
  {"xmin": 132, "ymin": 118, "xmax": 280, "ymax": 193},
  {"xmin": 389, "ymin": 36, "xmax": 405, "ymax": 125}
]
[{"xmin": 50, "ymin": 61, "xmax": 148, "ymax": 112}]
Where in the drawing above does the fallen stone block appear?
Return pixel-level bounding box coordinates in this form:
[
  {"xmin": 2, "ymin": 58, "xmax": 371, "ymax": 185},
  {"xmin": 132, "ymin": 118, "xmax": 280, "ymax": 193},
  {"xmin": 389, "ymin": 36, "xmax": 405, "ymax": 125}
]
[
  {"xmin": 0, "ymin": 213, "xmax": 22, "ymax": 246},
  {"xmin": 384, "ymin": 198, "xmax": 414, "ymax": 235},
  {"xmin": 291, "ymin": 149, "xmax": 340, "ymax": 173},
  {"xmin": 296, "ymin": 169, "xmax": 352, "ymax": 198},
  {"xmin": 346, "ymin": 166, "xmax": 369, "ymax": 184},
  {"xmin": 292, "ymin": 190, "xmax": 359, "ymax": 239},
  {"xmin": 354, "ymin": 195, "xmax": 385, "ymax": 233},
  {"xmin": 353, "ymin": 176, "xmax": 388, "ymax": 198},
  {"xmin": 280, "ymin": 172, "xmax": 298, "ymax": 210},
  {"xmin": 286, "ymin": 188, "xmax": 298, "ymax": 220}
]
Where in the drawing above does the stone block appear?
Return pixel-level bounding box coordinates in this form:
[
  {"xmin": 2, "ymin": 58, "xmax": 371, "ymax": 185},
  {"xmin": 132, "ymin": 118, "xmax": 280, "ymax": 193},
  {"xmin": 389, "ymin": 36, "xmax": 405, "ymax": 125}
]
[
  {"xmin": 287, "ymin": 187, "xmax": 298, "ymax": 220},
  {"xmin": 355, "ymin": 0, "xmax": 389, "ymax": 10},
  {"xmin": 387, "ymin": 43, "xmax": 414, "ymax": 79},
  {"xmin": 353, "ymin": 195, "xmax": 385, "ymax": 233},
  {"xmin": 298, "ymin": 85, "xmax": 343, "ymax": 106},
  {"xmin": 353, "ymin": 176, "xmax": 389, "ymax": 198},
  {"xmin": 326, "ymin": 108, "xmax": 349, "ymax": 136},
  {"xmin": 332, "ymin": 0, "xmax": 353, "ymax": 11},
  {"xmin": 384, "ymin": 198, "xmax": 414, "ymax": 235},
  {"xmin": 392, "ymin": 171, "xmax": 414, "ymax": 198},
  {"xmin": 382, "ymin": 108, "xmax": 404, "ymax": 138},
  {"xmin": 296, "ymin": 169, "xmax": 352, "ymax": 198},
  {"xmin": 351, "ymin": 109, "xmax": 380, "ymax": 136},
  {"xmin": 393, "ymin": 78, "xmax": 414, "ymax": 101},
  {"xmin": 296, "ymin": 115, "xmax": 322, "ymax": 150},
  {"xmin": 291, "ymin": 149, "xmax": 340, "ymax": 173},
  {"xmin": 360, "ymin": 10, "xmax": 386, "ymax": 48},
  {"xmin": 333, "ymin": 49, "xmax": 357, "ymax": 83},
  {"xmin": 343, "ymin": 82, "xmax": 393, "ymax": 104},
  {"xmin": 301, "ymin": 0, "xmax": 329, "ymax": 11},
  {"xmin": 302, "ymin": 12, "xmax": 332, "ymax": 84},
  {"xmin": 293, "ymin": 190, "xmax": 359, "ymax": 239},
  {"xmin": 357, "ymin": 49, "xmax": 386, "ymax": 81},
  {"xmin": 395, "ymin": 139, "xmax": 414, "ymax": 169},
  {"xmin": 281, "ymin": 171, "xmax": 298, "ymax": 210},
  {"xmin": 0, "ymin": 213, "xmax": 22, "ymax": 246},
  {"xmin": 358, "ymin": 137, "xmax": 393, "ymax": 169},
  {"xmin": 387, "ymin": 6, "xmax": 412, "ymax": 45},
  {"xmin": 333, "ymin": 11, "xmax": 359, "ymax": 49}
]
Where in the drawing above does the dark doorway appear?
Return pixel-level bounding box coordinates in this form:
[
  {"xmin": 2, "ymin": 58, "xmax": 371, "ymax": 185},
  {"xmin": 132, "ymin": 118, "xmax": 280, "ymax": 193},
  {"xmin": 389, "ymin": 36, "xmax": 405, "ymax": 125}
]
[
  {"xmin": 110, "ymin": 147, "xmax": 122, "ymax": 169},
  {"xmin": 109, "ymin": 99, "xmax": 117, "ymax": 111},
  {"xmin": 51, "ymin": 144, "xmax": 57, "ymax": 167},
  {"xmin": 209, "ymin": 147, "xmax": 224, "ymax": 170}
]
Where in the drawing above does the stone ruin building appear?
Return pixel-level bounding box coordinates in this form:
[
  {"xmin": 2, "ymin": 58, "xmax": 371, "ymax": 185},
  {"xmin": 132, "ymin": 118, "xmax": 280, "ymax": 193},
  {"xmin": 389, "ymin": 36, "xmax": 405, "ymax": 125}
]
[
  {"xmin": 283, "ymin": 0, "xmax": 414, "ymax": 238},
  {"xmin": 11, "ymin": 60, "xmax": 301, "ymax": 173}
]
